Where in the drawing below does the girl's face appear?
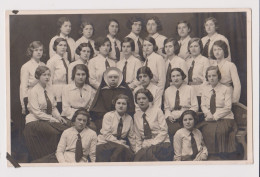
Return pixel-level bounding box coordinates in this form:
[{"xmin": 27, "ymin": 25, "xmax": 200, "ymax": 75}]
[
  {"xmin": 32, "ymin": 46, "xmax": 43, "ymax": 60},
  {"xmin": 74, "ymin": 114, "xmax": 87, "ymax": 132},
  {"xmin": 80, "ymin": 46, "xmax": 91, "ymax": 62},
  {"xmin": 189, "ymin": 41, "xmax": 201, "ymax": 57},
  {"xmin": 107, "ymin": 71, "xmax": 119, "ymax": 88},
  {"xmin": 136, "ymin": 93, "xmax": 149, "ymax": 111},
  {"xmin": 122, "ymin": 42, "xmax": 132, "ymax": 56},
  {"xmin": 213, "ymin": 45, "xmax": 224, "ymax": 60},
  {"xmin": 56, "ymin": 41, "xmax": 67, "ymax": 56},
  {"xmin": 205, "ymin": 20, "xmax": 216, "ymax": 35},
  {"xmin": 177, "ymin": 23, "xmax": 190, "ymax": 38},
  {"xmin": 143, "ymin": 40, "xmax": 154, "ymax": 56},
  {"xmin": 74, "ymin": 69, "xmax": 87, "ymax": 85},
  {"xmin": 131, "ymin": 21, "xmax": 142, "ymax": 35},
  {"xmin": 99, "ymin": 41, "xmax": 111, "ymax": 57},
  {"xmin": 115, "ymin": 98, "xmax": 128, "ymax": 116},
  {"xmin": 82, "ymin": 25, "xmax": 93, "ymax": 39},
  {"xmin": 60, "ymin": 21, "xmax": 72, "ymax": 36},
  {"xmin": 138, "ymin": 73, "xmax": 151, "ymax": 88},
  {"xmin": 183, "ymin": 114, "xmax": 195, "ymax": 131},
  {"xmin": 146, "ymin": 19, "xmax": 157, "ymax": 35},
  {"xmin": 164, "ymin": 41, "xmax": 175, "ymax": 57},
  {"xmin": 108, "ymin": 21, "xmax": 119, "ymax": 37},
  {"xmin": 171, "ymin": 70, "xmax": 183, "ymax": 88},
  {"xmin": 39, "ymin": 70, "xmax": 51, "ymax": 85},
  {"xmin": 207, "ymin": 70, "xmax": 219, "ymax": 87}
]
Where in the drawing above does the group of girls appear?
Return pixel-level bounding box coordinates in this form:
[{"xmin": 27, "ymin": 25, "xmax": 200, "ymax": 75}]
[{"xmin": 19, "ymin": 15, "xmax": 241, "ymax": 163}]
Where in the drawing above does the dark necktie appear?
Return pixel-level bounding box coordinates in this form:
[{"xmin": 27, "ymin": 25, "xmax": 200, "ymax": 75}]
[
  {"xmin": 179, "ymin": 42, "xmax": 182, "ymax": 49},
  {"xmin": 117, "ymin": 117, "xmax": 123, "ymax": 140},
  {"xmin": 114, "ymin": 41, "xmax": 120, "ymax": 61},
  {"xmin": 122, "ymin": 61, "xmax": 127, "ymax": 82},
  {"xmin": 188, "ymin": 60, "xmax": 195, "ymax": 84},
  {"xmin": 61, "ymin": 58, "xmax": 68, "ymax": 84},
  {"xmin": 137, "ymin": 38, "xmax": 145, "ymax": 62},
  {"xmin": 105, "ymin": 59, "xmax": 110, "ymax": 69},
  {"xmin": 142, "ymin": 113, "xmax": 152, "ymax": 139},
  {"xmin": 202, "ymin": 39, "xmax": 210, "ymax": 58},
  {"xmin": 190, "ymin": 132, "xmax": 199, "ymax": 159},
  {"xmin": 65, "ymin": 39, "xmax": 72, "ymax": 63},
  {"xmin": 44, "ymin": 90, "xmax": 52, "ymax": 115},
  {"xmin": 210, "ymin": 89, "xmax": 216, "ymax": 114},
  {"xmin": 165, "ymin": 62, "xmax": 172, "ymax": 89},
  {"xmin": 75, "ymin": 133, "xmax": 83, "ymax": 162},
  {"xmin": 174, "ymin": 90, "xmax": 182, "ymax": 110}
]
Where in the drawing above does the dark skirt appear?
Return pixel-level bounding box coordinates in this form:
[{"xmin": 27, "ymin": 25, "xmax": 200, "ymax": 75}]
[
  {"xmin": 197, "ymin": 119, "xmax": 237, "ymax": 154},
  {"xmin": 23, "ymin": 120, "xmax": 69, "ymax": 161},
  {"xmin": 134, "ymin": 142, "xmax": 173, "ymax": 161},
  {"xmin": 96, "ymin": 142, "xmax": 134, "ymax": 162},
  {"xmin": 166, "ymin": 119, "xmax": 182, "ymax": 145}
]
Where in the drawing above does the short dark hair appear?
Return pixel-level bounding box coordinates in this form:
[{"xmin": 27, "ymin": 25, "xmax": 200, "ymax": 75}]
[
  {"xmin": 169, "ymin": 68, "xmax": 187, "ymax": 82},
  {"xmin": 71, "ymin": 108, "xmax": 91, "ymax": 126},
  {"xmin": 121, "ymin": 37, "xmax": 135, "ymax": 51},
  {"xmin": 144, "ymin": 36, "xmax": 158, "ymax": 52},
  {"xmin": 146, "ymin": 16, "xmax": 163, "ymax": 32},
  {"xmin": 162, "ymin": 38, "xmax": 180, "ymax": 55},
  {"xmin": 204, "ymin": 17, "xmax": 219, "ymax": 32},
  {"xmin": 71, "ymin": 64, "xmax": 89, "ymax": 84},
  {"xmin": 26, "ymin": 41, "xmax": 45, "ymax": 59},
  {"xmin": 79, "ymin": 21, "xmax": 95, "ymax": 36},
  {"xmin": 136, "ymin": 66, "xmax": 153, "ymax": 80},
  {"xmin": 188, "ymin": 38, "xmax": 203, "ymax": 54},
  {"xmin": 134, "ymin": 88, "xmax": 153, "ymax": 104},
  {"xmin": 112, "ymin": 94, "xmax": 130, "ymax": 111},
  {"xmin": 126, "ymin": 16, "xmax": 144, "ymax": 29},
  {"xmin": 210, "ymin": 40, "xmax": 229, "ymax": 59},
  {"xmin": 56, "ymin": 17, "xmax": 71, "ymax": 35},
  {"xmin": 52, "ymin": 38, "xmax": 68, "ymax": 52},
  {"xmin": 106, "ymin": 19, "xmax": 120, "ymax": 34},
  {"xmin": 179, "ymin": 110, "xmax": 198, "ymax": 127},
  {"xmin": 176, "ymin": 20, "xmax": 192, "ymax": 35},
  {"xmin": 35, "ymin": 65, "xmax": 50, "ymax": 80},
  {"xmin": 75, "ymin": 42, "xmax": 94, "ymax": 59},
  {"xmin": 94, "ymin": 37, "xmax": 112, "ymax": 52},
  {"xmin": 205, "ymin": 66, "xmax": 222, "ymax": 81}
]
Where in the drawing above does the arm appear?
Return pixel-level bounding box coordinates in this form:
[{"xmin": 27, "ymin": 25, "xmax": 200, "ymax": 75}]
[
  {"xmin": 88, "ymin": 60, "xmax": 99, "ymax": 90},
  {"xmin": 173, "ymin": 131, "xmax": 182, "ymax": 161},
  {"xmin": 49, "ymin": 37, "xmax": 56, "ymax": 58},
  {"xmin": 20, "ymin": 65, "xmax": 29, "ymax": 112},
  {"xmin": 202, "ymin": 58, "xmax": 210, "ymax": 83},
  {"xmin": 46, "ymin": 59, "xmax": 55, "ymax": 85},
  {"xmin": 189, "ymin": 86, "xmax": 199, "ymax": 112},
  {"xmin": 61, "ymin": 86, "xmax": 77, "ymax": 119},
  {"xmin": 127, "ymin": 119, "xmax": 136, "ymax": 152},
  {"xmin": 163, "ymin": 90, "xmax": 172, "ymax": 119},
  {"xmin": 89, "ymin": 133, "xmax": 97, "ymax": 162},
  {"xmin": 55, "ymin": 131, "xmax": 68, "ymax": 163},
  {"xmin": 230, "ymin": 63, "xmax": 241, "ymax": 103},
  {"xmin": 68, "ymin": 64, "xmax": 74, "ymax": 84},
  {"xmin": 156, "ymin": 57, "xmax": 166, "ymax": 96},
  {"xmin": 181, "ymin": 60, "xmax": 188, "ymax": 83},
  {"xmin": 128, "ymin": 60, "xmax": 142, "ymax": 89},
  {"xmin": 134, "ymin": 119, "xmax": 143, "ymax": 153},
  {"xmin": 153, "ymin": 87, "xmax": 162, "ymax": 109}
]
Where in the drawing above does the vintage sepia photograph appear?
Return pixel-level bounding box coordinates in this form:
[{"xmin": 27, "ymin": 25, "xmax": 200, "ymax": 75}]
[{"xmin": 6, "ymin": 9, "xmax": 252, "ymax": 166}]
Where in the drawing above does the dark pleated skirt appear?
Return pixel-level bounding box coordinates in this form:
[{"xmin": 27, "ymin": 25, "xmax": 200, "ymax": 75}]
[
  {"xmin": 134, "ymin": 142, "xmax": 173, "ymax": 161},
  {"xmin": 96, "ymin": 142, "xmax": 134, "ymax": 162},
  {"xmin": 166, "ymin": 119, "xmax": 182, "ymax": 145},
  {"xmin": 23, "ymin": 120, "xmax": 69, "ymax": 161},
  {"xmin": 197, "ymin": 119, "xmax": 237, "ymax": 154}
]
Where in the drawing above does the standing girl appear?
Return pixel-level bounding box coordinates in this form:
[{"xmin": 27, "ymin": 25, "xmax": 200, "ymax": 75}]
[{"xmin": 177, "ymin": 20, "xmax": 192, "ymax": 60}]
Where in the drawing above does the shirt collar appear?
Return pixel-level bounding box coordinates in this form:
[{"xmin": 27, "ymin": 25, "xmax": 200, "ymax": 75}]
[
  {"xmin": 179, "ymin": 35, "xmax": 191, "ymax": 44},
  {"xmin": 128, "ymin": 32, "xmax": 139, "ymax": 41},
  {"xmin": 69, "ymin": 82, "xmax": 88, "ymax": 91},
  {"xmin": 114, "ymin": 110, "xmax": 126, "ymax": 121},
  {"xmin": 207, "ymin": 32, "xmax": 218, "ymax": 40},
  {"xmin": 59, "ymin": 33, "xmax": 69, "ymax": 40},
  {"xmin": 182, "ymin": 128, "xmax": 196, "ymax": 136},
  {"xmin": 30, "ymin": 58, "xmax": 41, "ymax": 65},
  {"xmin": 152, "ymin": 33, "xmax": 160, "ymax": 39},
  {"xmin": 107, "ymin": 34, "xmax": 116, "ymax": 43}
]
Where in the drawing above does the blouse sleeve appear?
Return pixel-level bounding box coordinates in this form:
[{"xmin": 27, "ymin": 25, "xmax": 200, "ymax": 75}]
[
  {"xmin": 151, "ymin": 109, "xmax": 168, "ymax": 145},
  {"xmin": 88, "ymin": 59, "xmax": 99, "ymax": 90},
  {"xmin": 189, "ymin": 86, "xmax": 199, "ymax": 112},
  {"xmin": 20, "ymin": 65, "xmax": 29, "ymax": 109},
  {"xmin": 173, "ymin": 131, "xmax": 182, "ymax": 161},
  {"xmin": 156, "ymin": 57, "xmax": 166, "ymax": 96},
  {"xmin": 89, "ymin": 132, "xmax": 97, "ymax": 162},
  {"xmin": 46, "ymin": 59, "xmax": 55, "ymax": 85},
  {"xmin": 127, "ymin": 119, "xmax": 136, "ymax": 152},
  {"xmin": 49, "ymin": 37, "xmax": 56, "ymax": 59},
  {"xmin": 128, "ymin": 60, "xmax": 142, "ymax": 89},
  {"xmin": 202, "ymin": 58, "xmax": 210, "ymax": 83},
  {"xmin": 201, "ymin": 89, "xmax": 211, "ymax": 115},
  {"xmin": 61, "ymin": 86, "xmax": 77, "ymax": 119},
  {"xmin": 55, "ymin": 131, "xmax": 68, "ymax": 163},
  {"xmin": 164, "ymin": 89, "xmax": 172, "ymax": 119},
  {"xmin": 230, "ymin": 63, "xmax": 241, "ymax": 103},
  {"xmin": 153, "ymin": 88, "xmax": 162, "ymax": 110},
  {"xmin": 134, "ymin": 117, "xmax": 143, "ymax": 153}
]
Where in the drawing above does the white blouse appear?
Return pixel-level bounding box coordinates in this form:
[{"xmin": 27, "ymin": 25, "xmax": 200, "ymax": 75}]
[
  {"xmin": 178, "ymin": 35, "xmax": 191, "ymax": 60},
  {"xmin": 107, "ymin": 34, "xmax": 122, "ymax": 61}
]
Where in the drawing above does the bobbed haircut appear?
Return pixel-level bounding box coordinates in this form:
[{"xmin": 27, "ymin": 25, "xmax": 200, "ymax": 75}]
[
  {"xmin": 146, "ymin": 16, "xmax": 163, "ymax": 32},
  {"xmin": 26, "ymin": 41, "xmax": 46, "ymax": 59},
  {"xmin": 75, "ymin": 42, "xmax": 94, "ymax": 59},
  {"xmin": 209, "ymin": 40, "xmax": 229, "ymax": 59},
  {"xmin": 205, "ymin": 66, "xmax": 222, "ymax": 81},
  {"xmin": 187, "ymin": 38, "xmax": 203, "ymax": 54},
  {"xmin": 126, "ymin": 16, "xmax": 144, "ymax": 29},
  {"xmin": 121, "ymin": 37, "xmax": 135, "ymax": 52},
  {"xmin": 143, "ymin": 36, "xmax": 158, "ymax": 52},
  {"xmin": 169, "ymin": 68, "xmax": 187, "ymax": 82},
  {"xmin": 35, "ymin": 65, "xmax": 50, "ymax": 80},
  {"xmin": 136, "ymin": 66, "xmax": 153, "ymax": 80},
  {"xmin": 71, "ymin": 64, "xmax": 89, "ymax": 84},
  {"xmin": 71, "ymin": 108, "xmax": 91, "ymax": 126},
  {"xmin": 52, "ymin": 38, "xmax": 68, "ymax": 52},
  {"xmin": 176, "ymin": 20, "xmax": 192, "ymax": 35},
  {"xmin": 204, "ymin": 17, "xmax": 219, "ymax": 32},
  {"xmin": 79, "ymin": 21, "xmax": 95, "ymax": 36},
  {"xmin": 106, "ymin": 19, "xmax": 120, "ymax": 34},
  {"xmin": 134, "ymin": 88, "xmax": 154, "ymax": 104},
  {"xmin": 112, "ymin": 94, "xmax": 130, "ymax": 111},
  {"xmin": 179, "ymin": 110, "xmax": 199, "ymax": 127},
  {"xmin": 94, "ymin": 37, "xmax": 112, "ymax": 52},
  {"xmin": 56, "ymin": 17, "xmax": 71, "ymax": 35},
  {"xmin": 162, "ymin": 38, "xmax": 180, "ymax": 55}
]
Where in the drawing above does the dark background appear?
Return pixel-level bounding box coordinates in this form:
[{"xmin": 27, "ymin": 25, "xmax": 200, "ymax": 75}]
[{"xmin": 9, "ymin": 12, "xmax": 247, "ymax": 159}]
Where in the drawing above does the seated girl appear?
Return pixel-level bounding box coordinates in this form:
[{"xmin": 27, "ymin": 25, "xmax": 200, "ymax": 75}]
[
  {"xmin": 90, "ymin": 67, "xmax": 135, "ymax": 134},
  {"xmin": 96, "ymin": 94, "xmax": 135, "ymax": 162},
  {"xmin": 174, "ymin": 110, "xmax": 208, "ymax": 161},
  {"xmin": 134, "ymin": 89, "xmax": 173, "ymax": 161}
]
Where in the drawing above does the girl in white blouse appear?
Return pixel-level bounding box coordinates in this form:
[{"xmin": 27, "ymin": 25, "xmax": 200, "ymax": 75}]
[
  {"xmin": 199, "ymin": 66, "xmax": 237, "ymax": 159},
  {"xmin": 164, "ymin": 68, "xmax": 198, "ymax": 144},
  {"xmin": 209, "ymin": 40, "xmax": 241, "ymax": 103},
  {"xmin": 143, "ymin": 36, "xmax": 166, "ymax": 96},
  {"xmin": 134, "ymin": 89, "xmax": 173, "ymax": 161},
  {"xmin": 96, "ymin": 94, "xmax": 135, "ymax": 162},
  {"xmin": 20, "ymin": 41, "xmax": 45, "ymax": 115},
  {"xmin": 177, "ymin": 20, "xmax": 192, "ymax": 60},
  {"xmin": 49, "ymin": 17, "xmax": 76, "ymax": 62}
]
